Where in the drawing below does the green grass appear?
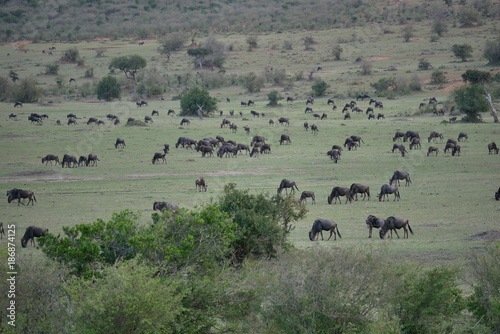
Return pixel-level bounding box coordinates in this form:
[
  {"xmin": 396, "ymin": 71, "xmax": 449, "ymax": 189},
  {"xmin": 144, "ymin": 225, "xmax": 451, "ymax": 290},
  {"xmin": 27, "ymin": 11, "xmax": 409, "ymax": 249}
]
[{"xmin": 0, "ymin": 20, "xmax": 499, "ymax": 271}]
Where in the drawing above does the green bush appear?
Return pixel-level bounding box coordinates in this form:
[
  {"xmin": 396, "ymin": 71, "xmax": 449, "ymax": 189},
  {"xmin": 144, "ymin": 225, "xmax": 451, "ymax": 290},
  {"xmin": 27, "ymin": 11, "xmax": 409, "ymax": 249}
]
[
  {"xmin": 96, "ymin": 75, "xmax": 121, "ymax": 101},
  {"xmin": 180, "ymin": 86, "xmax": 218, "ymax": 116},
  {"xmin": 453, "ymin": 83, "xmax": 489, "ymax": 122},
  {"xmin": 61, "ymin": 47, "xmax": 80, "ymax": 63},
  {"xmin": 431, "ymin": 70, "xmax": 447, "ymax": 84},
  {"xmin": 240, "ymin": 72, "xmax": 265, "ymax": 93},
  {"xmin": 311, "ymin": 79, "xmax": 329, "ymax": 97},
  {"xmin": 267, "ymin": 90, "xmax": 283, "ymax": 106},
  {"xmin": 13, "ymin": 76, "xmax": 43, "ymax": 103},
  {"xmin": 452, "ymin": 44, "xmax": 473, "ymax": 62},
  {"xmin": 484, "ymin": 37, "xmax": 500, "ymax": 65},
  {"xmin": 45, "ymin": 64, "xmax": 59, "ymax": 75}
]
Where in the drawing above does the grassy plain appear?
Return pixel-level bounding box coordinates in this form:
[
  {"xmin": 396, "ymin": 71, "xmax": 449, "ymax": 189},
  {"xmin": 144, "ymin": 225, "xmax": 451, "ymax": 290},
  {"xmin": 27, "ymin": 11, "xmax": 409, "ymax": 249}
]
[{"xmin": 0, "ymin": 20, "xmax": 499, "ymax": 270}]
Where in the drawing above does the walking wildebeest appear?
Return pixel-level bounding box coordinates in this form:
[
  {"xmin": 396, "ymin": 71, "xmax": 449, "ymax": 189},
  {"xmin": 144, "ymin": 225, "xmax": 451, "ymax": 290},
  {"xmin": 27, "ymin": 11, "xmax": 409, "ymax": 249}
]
[
  {"xmin": 451, "ymin": 144, "xmax": 461, "ymax": 156},
  {"xmin": 280, "ymin": 134, "xmax": 291, "ymax": 145},
  {"xmin": 449, "ymin": 116, "xmax": 457, "ymax": 122},
  {"xmin": 0, "ymin": 222, "xmax": 4, "ymax": 239},
  {"xmin": 379, "ymin": 216, "xmax": 413, "ymax": 239},
  {"xmin": 61, "ymin": 154, "xmax": 78, "ymax": 168},
  {"xmin": 309, "ymin": 219, "xmax": 341, "ymax": 241},
  {"xmin": 21, "ymin": 226, "xmax": 48, "ymax": 247},
  {"xmin": 496, "ymin": 187, "xmax": 500, "ymax": 200},
  {"xmin": 7, "ymin": 188, "xmax": 37, "ymax": 206},
  {"xmin": 488, "ymin": 142, "xmax": 499, "ymax": 154},
  {"xmin": 377, "ymin": 113, "xmax": 385, "ymax": 119},
  {"xmin": 299, "ymin": 191, "xmax": 316, "ymax": 205},
  {"xmin": 378, "ymin": 184, "xmax": 400, "ymax": 202},
  {"xmin": 327, "ymin": 187, "xmax": 353, "ymax": 204},
  {"xmin": 115, "ymin": 138, "xmax": 126, "ymax": 149},
  {"xmin": 153, "ymin": 201, "xmax": 178, "ymax": 212},
  {"xmin": 42, "ymin": 154, "xmax": 60, "ymax": 165},
  {"xmin": 195, "ymin": 177, "xmax": 207, "ymax": 192},
  {"xmin": 350, "ymin": 183, "xmax": 370, "ymax": 201},
  {"xmin": 392, "ymin": 144, "xmax": 407, "ymax": 157},
  {"xmin": 390, "ymin": 171, "xmax": 412, "ymax": 186},
  {"xmin": 278, "ymin": 117, "xmax": 289, "ymax": 126},
  {"xmin": 365, "ymin": 215, "xmax": 385, "ymax": 238},
  {"xmin": 458, "ymin": 132, "xmax": 468, "ymax": 142},
  {"xmin": 428, "ymin": 131, "xmax": 444, "ymax": 143},
  {"xmin": 9, "ymin": 113, "xmax": 17, "ymax": 119},
  {"xmin": 427, "ymin": 146, "xmax": 439, "ymax": 156},
  {"xmin": 327, "ymin": 149, "xmax": 341, "ymax": 163},
  {"xmin": 311, "ymin": 124, "xmax": 319, "ymax": 134},
  {"xmin": 152, "ymin": 152, "xmax": 166, "ymax": 164},
  {"xmin": 277, "ymin": 179, "xmax": 299, "ymax": 195},
  {"xmin": 86, "ymin": 154, "xmax": 100, "ymax": 166},
  {"xmin": 303, "ymin": 122, "xmax": 309, "ymax": 131},
  {"xmin": 78, "ymin": 156, "xmax": 88, "ymax": 166}
]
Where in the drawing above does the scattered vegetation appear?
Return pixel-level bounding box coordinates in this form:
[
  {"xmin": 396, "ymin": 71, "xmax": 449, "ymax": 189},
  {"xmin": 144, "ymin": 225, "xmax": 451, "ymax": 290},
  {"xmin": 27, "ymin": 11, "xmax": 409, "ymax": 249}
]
[
  {"xmin": 179, "ymin": 86, "xmax": 218, "ymax": 116},
  {"xmin": 452, "ymin": 43, "xmax": 474, "ymax": 62}
]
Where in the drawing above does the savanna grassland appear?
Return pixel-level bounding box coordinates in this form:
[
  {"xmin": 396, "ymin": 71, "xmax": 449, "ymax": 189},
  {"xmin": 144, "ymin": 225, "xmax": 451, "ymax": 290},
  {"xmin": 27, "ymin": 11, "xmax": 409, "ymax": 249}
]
[{"xmin": 0, "ymin": 0, "xmax": 499, "ymax": 332}]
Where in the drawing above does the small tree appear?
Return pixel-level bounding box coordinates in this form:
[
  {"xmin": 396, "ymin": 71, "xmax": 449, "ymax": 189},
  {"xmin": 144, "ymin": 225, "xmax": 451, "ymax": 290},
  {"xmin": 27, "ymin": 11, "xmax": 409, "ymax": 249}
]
[
  {"xmin": 311, "ymin": 80, "xmax": 329, "ymax": 97},
  {"xmin": 453, "ymin": 83, "xmax": 489, "ymax": 122},
  {"xmin": 267, "ymin": 90, "xmax": 283, "ymax": 106},
  {"xmin": 95, "ymin": 48, "xmax": 106, "ymax": 57},
  {"xmin": 246, "ymin": 35, "xmax": 258, "ymax": 50},
  {"xmin": 452, "ymin": 44, "xmax": 473, "ymax": 62},
  {"xmin": 462, "ymin": 69, "xmax": 491, "ymax": 84},
  {"xmin": 97, "ymin": 76, "xmax": 121, "ymax": 101},
  {"xmin": 14, "ymin": 76, "xmax": 43, "ymax": 103},
  {"xmin": 331, "ymin": 44, "xmax": 343, "ymax": 60},
  {"xmin": 360, "ymin": 60, "xmax": 373, "ymax": 75},
  {"xmin": 303, "ymin": 36, "xmax": 315, "ymax": 51},
  {"xmin": 241, "ymin": 72, "xmax": 265, "ymax": 93},
  {"xmin": 484, "ymin": 36, "xmax": 500, "ymax": 65},
  {"xmin": 180, "ymin": 87, "xmax": 218, "ymax": 116},
  {"xmin": 431, "ymin": 70, "xmax": 447, "ymax": 84},
  {"xmin": 418, "ymin": 58, "xmax": 432, "ymax": 70},
  {"xmin": 157, "ymin": 32, "xmax": 187, "ymax": 61},
  {"xmin": 109, "ymin": 55, "xmax": 147, "ymax": 82},
  {"xmin": 402, "ymin": 24, "xmax": 414, "ymax": 42},
  {"xmin": 45, "ymin": 64, "xmax": 59, "ymax": 75},
  {"xmin": 458, "ymin": 8, "xmax": 481, "ymax": 27},
  {"xmin": 432, "ymin": 18, "xmax": 448, "ymax": 36},
  {"xmin": 61, "ymin": 47, "xmax": 80, "ymax": 63}
]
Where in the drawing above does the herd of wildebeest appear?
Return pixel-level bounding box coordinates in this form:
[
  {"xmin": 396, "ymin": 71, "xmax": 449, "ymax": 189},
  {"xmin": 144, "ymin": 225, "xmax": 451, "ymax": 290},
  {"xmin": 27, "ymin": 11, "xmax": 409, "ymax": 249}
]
[{"xmin": 5, "ymin": 95, "xmax": 500, "ymax": 246}]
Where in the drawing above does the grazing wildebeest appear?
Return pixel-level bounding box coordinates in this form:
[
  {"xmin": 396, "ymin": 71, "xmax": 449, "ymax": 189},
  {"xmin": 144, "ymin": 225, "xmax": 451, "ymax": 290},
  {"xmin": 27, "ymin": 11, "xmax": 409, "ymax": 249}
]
[
  {"xmin": 168, "ymin": 109, "xmax": 176, "ymax": 116},
  {"xmin": 67, "ymin": 113, "xmax": 77, "ymax": 119},
  {"xmin": 327, "ymin": 149, "xmax": 341, "ymax": 163},
  {"xmin": 0, "ymin": 222, "xmax": 4, "ymax": 238},
  {"xmin": 21, "ymin": 226, "xmax": 48, "ymax": 247},
  {"xmin": 344, "ymin": 112, "xmax": 351, "ymax": 120},
  {"xmin": 306, "ymin": 97, "xmax": 314, "ymax": 105},
  {"xmin": 151, "ymin": 110, "xmax": 159, "ymax": 116},
  {"xmin": 392, "ymin": 144, "xmax": 407, "ymax": 157},
  {"xmin": 87, "ymin": 117, "xmax": 98, "ymax": 125},
  {"xmin": 368, "ymin": 113, "xmax": 375, "ymax": 120},
  {"xmin": 9, "ymin": 113, "xmax": 17, "ymax": 119},
  {"xmin": 153, "ymin": 201, "xmax": 178, "ymax": 212},
  {"xmin": 7, "ymin": 188, "xmax": 37, "ymax": 206},
  {"xmin": 286, "ymin": 97, "xmax": 294, "ymax": 103},
  {"xmin": 365, "ymin": 215, "xmax": 385, "ymax": 238},
  {"xmin": 303, "ymin": 122, "xmax": 309, "ymax": 131},
  {"xmin": 313, "ymin": 113, "xmax": 320, "ymax": 119},
  {"xmin": 268, "ymin": 119, "xmax": 274, "ymax": 126},
  {"xmin": 260, "ymin": 143, "xmax": 271, "ymax": 154},
  {"xmin": 444, "ymin": 142, "xmax": 458, "ymax": 154},
  {"xmin": 409, "ymin": 137, "xmax": 421, "ymax": 150},
  {"xmin": 327, "ymin": 98, "xmax": 335, "ymax": 105},
  {"xmin": 247, "ymin": 100, "xmax": 255, "ymax": 106},
  {"xmin": 136, "ymin": 100, "xmax": 148, "ymax": 107},
  {"xmin": 250, "ymin": 110, "xmax": 260, "ymax": 117},
  {"xmin": 321, "ymin": 113, "xmax": 328, "ymax": 120},
  {"xmin": 86, "ymin": 154, "xmax": 100, "ymax": 166},
  {"xmin": 390, "ymin": 171, "xmax": 411, "ymax": 186},
  {"xmin": 357, "ymin": 94, "xmax": 370, "ymax": 101},
  {"xmin": 311, "ymin": 124, "xmax": 319, "ymax": 134},
  {"xmin": 195, "ymin": 177, "xmax": 207, "ymax": 192},
  {"xmin": 380, "ymin": 216, "xmax": 413, "ymax": 239},
  {"xmin": 144, "ymin": 116, "xmax": 153, "ymax": 123},
  {"xmin": 327, "ymin": 187, "xmax": 353, "ymax": 204},
  {"xmin": 152, "ymin": 152, "xmax": 166, "ymax": 164},
  {"xmin": 350, "ymin": 183, "xmax": 370, "ymax": 201},
  {"xmin": 377, "ymin": 113, "xmax": 385, "ymax": 120},
  {"xmin": 404, "ymin": 131, "xmax": 419, "ymax": 142},
  {"xmin": 14, "ymin": 101, "xmax": 23, "ymax": 107},
  {"xmin": 378, "ymin": 184, "xmax": 400, "ymax": 202},
  {"xmin": 249, "ymin": 146, "xmax": 259, "ymax": 157},
  {"xmin": 458, "ymin": 132, "xmax": 468, "ymax": 142},
  {"xmin": 496, "ymin": 187, "xmax": 500, "ymax": 201},
  {"xmin": 237, "ymin": 143, "xmax": 250, "ymax": 154},
  {"xmin": 427, "ymin": 146, "xmax": 439, "ymax": 156},
  {"xmin": 305, "ymin": 107, "xmax": 313, "ymax": 113},
  {"xmin": 61, "ymin": 154, "xmax": 78, "ymax": 168},
  {"xmin": 251, "ymin": 135, "xmax": 266, "ymax": 146},
  {"xmin": 243, "ymin": 125, "xmax": 250, "ymax": 135},
  {"xmin": 180, "ymin": 118, "xmax": 190, "ymax": 126},
  {"xmin": 78, "ymin": 156, "xmax": 88, "ymax": 166},
  {"xmin": 428, "ymin": 131, "xmax": 444, "ymax": 143},
  {"xmin": 240, "ymin": 101, "xmax": 247, "ymax": 106},
  {"xmin": 175, "ymin": 137, "xmax": 197, "ymax": 149},
  {"xmin": 163, "ymin": 144, "xmax": 170, "ymax": 154},
  {"xmin": 115, "ymin": 138, "xmax": 126, "ymax": 149},
  {"xmin": 280, "ymin": 134, "xmax": 291, "ymax": 145},
  {"xmin": 309, "ymin": 219, "xmax": 341, "ymax": 241},
  {"xmin": 67, "ymin": 118, "xmax": 78, "ymax": 125},
  {"xmin": 299, "ymin": 191, "xmax": 316, "ymax": 205},
  {"xmin": 42, "ymin": 154, "xmax": 60, "ymax": 165},
  {"xmin": 449, "ymin": 116, "xmax": 457, "ymax": 122},
  {"xmin": 393, "ymin": 131, "xmax": 405, "ymax": 142},
  {"xmin": 451, "ymin": 144, "xmax": 461, "ymax": 156},
  {"xmin": 488, "ymin": 142, "xmax": 499, "ymax": 154},
  {"xmin": 277, "ymin": 179, "xmax": 299, "ymax": 195},
  {"xmin": 350, "ymin": 135, "xmax": 365, "ymax": 146},
  {"xmin": 278, "ymin": 117, "xmax": 289, "ymax": 126}
]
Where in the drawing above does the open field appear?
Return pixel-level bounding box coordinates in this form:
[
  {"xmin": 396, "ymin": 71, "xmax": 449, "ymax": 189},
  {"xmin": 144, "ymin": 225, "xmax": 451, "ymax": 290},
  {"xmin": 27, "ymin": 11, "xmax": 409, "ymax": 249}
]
[{"xmin": 0, "ymin": 20, "xmax": 499, "ymax": 271}]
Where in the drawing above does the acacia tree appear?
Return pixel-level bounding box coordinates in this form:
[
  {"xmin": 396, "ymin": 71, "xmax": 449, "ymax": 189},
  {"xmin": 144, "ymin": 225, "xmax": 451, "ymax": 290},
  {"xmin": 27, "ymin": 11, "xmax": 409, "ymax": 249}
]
[
  {"xmin": 402, "ymin": 24, "xmax": 415, "ymax": 42},
  {"xmin": 109, "ymin": 55, "xmax": 147, "ymax": 82},
  {"xmin": 452, "ymin": 44, "xmax": 473, "ymax": 62},
  {"xmin": 97, "ymin": 76, "xmax": 121, "ymax": 101},
  {"xmin": 157, "ymin": 32, "xmax": 187, "ymax": 61}
]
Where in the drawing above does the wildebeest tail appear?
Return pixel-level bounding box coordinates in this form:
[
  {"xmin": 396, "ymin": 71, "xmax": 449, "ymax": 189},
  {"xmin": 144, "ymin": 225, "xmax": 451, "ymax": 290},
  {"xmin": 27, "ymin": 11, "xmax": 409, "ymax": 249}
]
[
  {"xmin": 33, "ymin": 193, "xmax": 37, "ymax": 202},
  {"xmin": 336, "ymin": 226, "xmax": 342, "ymax": 239},
  {"xmin": 408, "ymin": 221, "xmax": 414, "ymax": 235}
]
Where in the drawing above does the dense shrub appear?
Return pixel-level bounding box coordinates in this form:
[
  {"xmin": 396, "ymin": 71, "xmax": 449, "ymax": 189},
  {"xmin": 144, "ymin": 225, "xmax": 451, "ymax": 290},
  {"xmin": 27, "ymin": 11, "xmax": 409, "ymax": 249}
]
[
  {"xmin": 452, "ymin": 44, "xmax": 473, "ymax": 62},
  {"xmin": 311, "ymin": 80, "xmax": 329, "ymax": 97},
  {"xmin": 45, "ymin": 64, "xmax": 59, "ymax": 75},
  {"xmin": 13, "ymin": 76, "xmax": 43, "ymax": 103},
  {"xmin": 180, "ymin": 86, "xmax": 218, "ymax": 116},
  {"xmin": 453, "ymin": 83, "xmax": 489, "ymax": 122},
  {"xmin": 431, "ymin": 70, "xmax": 448, "ymax": 84},
  {"xmin": 96, "ymin": 76, "xmax": 121, "ymax": 101},
  {"xmin": 484, "ymin": 36, "xmax": 500, "ymax": 64},
  {"xmin": 61, "ymin": 47, "xmax": 80, "ymax": 63},
  {"xmin": 267, "ymin": 90, "xmax": 283, "ymax": 106},
  {"xmin": 240, "ymin": 72, "xmax": 265, "ymax": 93}
]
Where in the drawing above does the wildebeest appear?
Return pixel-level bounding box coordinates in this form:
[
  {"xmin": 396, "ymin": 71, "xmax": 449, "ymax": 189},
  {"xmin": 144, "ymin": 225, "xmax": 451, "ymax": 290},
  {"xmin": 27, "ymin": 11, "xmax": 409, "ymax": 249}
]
[
  {"xmin": 136, "ymin": 100, "xmax": 148, "ymax": 107},
  {"xmin": 278, "ymin": 117, "xmax": 289, "ymax": 126},
  {"xmin": 392, "ymin": 144, "xmax": 407, "ymax": 157},
  {"xmin": 303, "ymin": 122, "xmax": 309, "ymax": 131},
  {"xmin": 321, "ymin": 113, "xmax": 328, "ymax": 120},
  {"xmin": 390, "ymin": 171, "xmax": 411, "ymax": 186},
  {"xmin": 350, "ymin": 183, "xmax": 370, "ymax": 201},
  {"xmin": 279, "ymin": 134, "xmax": 291, "ymax": 145},
  {"xmin": 195, "ymin": 177, "xmax": 207, "ymax": 192},
  {"xmin": 153, "ymin": 201, "xmax": 178, "ymax": 212},
  {"xmin": 243, "ymin": 125, "xmax": 250, "ymax": 135},
  {"xmin": 163, "ymin": 144, "xmax": 170, "ymax": 154},
  {"xmin": 378, "ymin": 184, "xmax": 400, "ymax": 202},
  {"xmin": 250, "ymin": 110, "xmax": 260, "ymax": 117},
  {"xmin": 268, "ymin": 119, "xmax": 274, "ymax": 126},
  {"xmin": 7, "ymin": 188, "xmax": 37, "ymax": 206},
  {"xmin": 379, "ymin": 216, "xmax": 413, "ymax": 239},
  {"xmin": 151, "ymin": 110, "xmax": 159, "ymax": 116},
  {"xmin": 237, "ymin": 143, "xmax": 250, "ymax": 154},
  {"xmin": 277, "ymin": 179, "xmax": 299, "ymax": 195},
  {"xmin": 311, "ymin": 124, "xmax": 319, "ymax": 134},
  {"xmin": 344, "ymin": 112, "xmax": 351, "ymax": 120},
  {"xmin": 0, "ymin": 222, "xmax": 4, "ymax": 238},
  {"xmin": 14, "ymin": 101, "xmax": 23, "ymax": 107},
  {"xmin": 67, "ymin": 118, "xmax": 78, "ymax": 125},
  {"xmin": 377, "ymin": 113, "xmax": 385, "ymax": 120},
  {"xmin": 409, "ymin": 137, "xmax": 421, "ymax": 150},
  {"xmin": 86, "ymin": 154, "xmax": 100, "ymax": 166},
  {"xmin": 198, "ymin": 145, "xmax": 213, "ymax": 157},
  {"xmin": 403, "ymin": 131, "xmax": 419, "ymax": 142},
  {"xmin": 350, "ymin": 135, "xmax": 364, "ymax": 146},
  {"xmin": 180, "ymin": 118, "xmax": 190, "ymax": 126},
  {"xmin": 152, "ymin": 152, "xmax": 166, "ymax": 164},
  {"xmin": 327, "ymin": 187, "xmax": 353, "ymax": 204},
  {"xmin": 451, "ymin": 144, "xmax": 461, "ymax": 156},
  {"xmin": 427, "ymin": 146, "xmax": 439, "ymax": 156},
  {"xmin": 78, "ymin": 155, "xmax": 88, "ymax": 166},
  {"xmin": 28, "ymin": 115, "xmax": 43, "ymax": 124},
  {"xmin": 175, "ymin": 137, "xmax": 197, "ymax": 149},
  {"xmin": 488, "ymin": 142, "xmax": 499, "ymax": 154},
  {"xmin": 357, "ymin": 94, "xmax": 370, "ymax": 101},
  {"xmin": 167, "ymin": 109, "xmax": 176, "ymax": 116},
  {"xmin": 260, "ymin": 143, "xmax": 271, "ymax": 154},
  {"xmin": 21, "ymin": 226, "xmax": 48, "ymax": 247},
  {"xmin": 327, "ymin": 149, "xmax": 341, "ymax": 163},
  {"xmin": 306, "ymin": 97, "xmax": 314, "ymax": 105},
  {"xmin": 449, "ymin": 116, "xmax": 457, "ymax": 122},
  {"xmin": 144, "ymin": 116, "xmax": 153, "ymax": 123},
  {"xmin": 393, "ymin": 131, "xmax": 405, "ymax": 142},
  {"xmin": 42, "ymin": 154, "xmax": 60, "ymax": 165},
  {"xmin": 368, "ymin": 113, "xmax": 375, "ymax": 120},
  {"xmin": 458, "ymin": 132, "xmax": 468, "ymax": 142},
  {"xmin": 220, "ymin": 118, "xmax": 231, "ymax": 128},
  {"xmin": 9, "ymin": 113, "xmax": 17, "ymax": 119},
  {"xmin": 286, "ymin": 97, "xmax": 294, "ymax": 103},
  {"xmin": 230, "ymin": 123, "xmax": 238, "ymax": 133},
  {"xmin": 299, "ymin": 191, "xmax": 316, "ymax": 205},
  {"xmin": 327, "ymin": 98, "xmax": 335, "ymax": 105},
  {"xmin": 305, "ymin": 107, "xmax": 313, "ymax": 113},
  {"xmin": 309, "ymin": 219, "xmax": 341, "ymax": 241},
  {"xmin": 87, "ymin": 117, "xmax": 98, "ymax": 125},
  {"xmin": 115, "ymin": 138, "xmax": 126, "ymax": 149},
  {"xmin": 496, "ymin": 187, "xmax": 500, "ymax": 200},
  {"xmin": 61, "ymin": 154, "xmax": 78, "ymax": 168},
  {"xmin": 251, "ymin": 135, "xmax": 266, "ymax": 146},
  {"xmin": 428, "ymin": 131, "xmax": 444, "ymax": 143},
  {"xmin": 365, "ymin": 215, "xmax": 385, "ymax": 238}
]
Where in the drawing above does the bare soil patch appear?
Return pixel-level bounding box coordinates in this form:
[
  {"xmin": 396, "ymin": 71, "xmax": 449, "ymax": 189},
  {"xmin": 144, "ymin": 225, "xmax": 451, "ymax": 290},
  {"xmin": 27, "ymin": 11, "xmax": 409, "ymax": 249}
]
[{"xmin": 468, "ymin": 230, "xmax": 500, "ymax": 241}]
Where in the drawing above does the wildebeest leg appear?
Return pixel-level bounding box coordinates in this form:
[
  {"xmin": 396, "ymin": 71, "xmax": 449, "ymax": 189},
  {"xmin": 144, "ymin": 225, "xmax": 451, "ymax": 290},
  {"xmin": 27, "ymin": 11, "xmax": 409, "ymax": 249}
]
[
  {"xmin": 393, "ymin": 229, "xmax": 400, "ymax": 239},
  {"xmin": 327, "ymin": 228, "xmax": 335, "ymax": 241},
  {"xmin": 319, "ymin": 230, "xmax": 324, "ymax": 240},
  {"xmin": 368, "ymin": 226, "xmax": 372, "ymax": 238}
]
